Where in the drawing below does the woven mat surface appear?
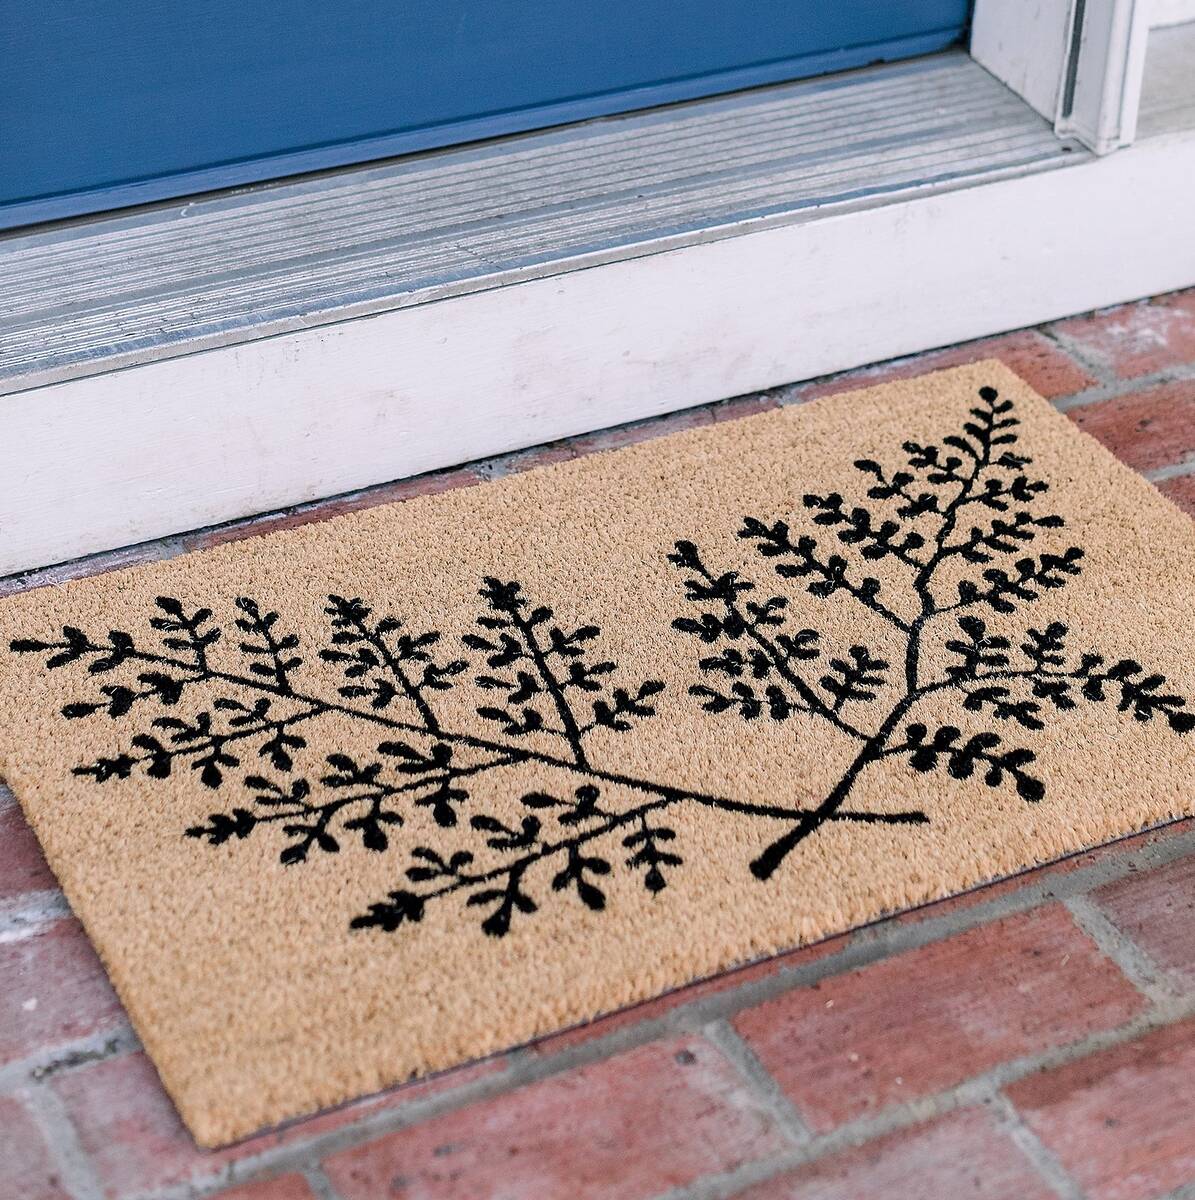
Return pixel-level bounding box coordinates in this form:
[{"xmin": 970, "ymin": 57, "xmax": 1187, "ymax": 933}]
[{"xmin": 1, "ymin": 361, "xmax": 1191, "ymax": 1146}]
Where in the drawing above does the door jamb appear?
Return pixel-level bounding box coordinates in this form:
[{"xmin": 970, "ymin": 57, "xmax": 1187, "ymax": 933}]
[{"xmin": 971, "ymin": 0, "xmax": 1150, "ymax": 154}]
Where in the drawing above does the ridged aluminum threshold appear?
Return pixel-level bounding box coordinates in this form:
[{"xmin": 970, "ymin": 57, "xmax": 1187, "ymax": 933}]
[{"xmin": 0, "ymin": 49, "xmax": 1083, "ymax": 396}]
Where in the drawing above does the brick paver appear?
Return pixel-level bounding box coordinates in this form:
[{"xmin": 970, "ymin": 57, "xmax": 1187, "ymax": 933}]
[
  {"xmin": 1, "ymin": 295, "xmax": 1193, "ymax": 1199},
  {"xmin": 324, "ymin": 1036, "xmax": 788, "ymax": 1200},
  {"xmin": 1, "ymin": 919, "xmax": 125, "ymax": 1067},
  {"xmin": 1067, "ymin": 380, "xmax": 1195, "ymax": 472},
  {"xmin": 211, "ymin": 1178, "xmax": 316, "ymax": 1200},
  {"xmin": 51, "ymin": 1052, "xmax": 241, "ymax": 1198},
  {"xmin": 1159, "ymin": 471, "xmax": 1195, "ymax": 516},
  {"xmin": 0, "ymin": 1096, "xmax": 71, "ymax": 1200},
  {"xmin": 1094, "ymin": 857, "xmax": 1195, "ymax": 987},
  {"xmin": 0, "ymin": 798, "xmax": 57, "ymax": 900},
  {"xmin": 51, "ymin": 1049, "xmax": 504, "ymax": 1199},
  {"xmin": 732, "ymin": 904, "xmax": 1143, "ymax": 1131},
  {"xmin": 735, "ymin": 1108, "xmax": 1057, "ymax": 1200},
  {"xmin": 794, "ymin": 329, "xmax": 1095, "ymax": 401},
  {"xmin": 568, "ymin": 403, "xmax": 715, "ymax": 454},
  {"xmin": 180, "ymin": 466, "xmax": 488, "ymax": 554},
  {"xmin": 1049, "ymin": 288, "xmax": 1195, "ymax": 379},
  {"xmin": 1007, "ymin": 1018, "xmax": 1195, "ymax": 1200},
  {"xmin": 529, "ymin": 933, "xmax": 847, "ymax": 1058}
]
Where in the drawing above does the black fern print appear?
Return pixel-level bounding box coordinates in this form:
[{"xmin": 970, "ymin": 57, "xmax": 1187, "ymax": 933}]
[
  {"xmin": 670, "ymin": 384, "xmax": 1193, "ymax": 881},
  {"xmin": 11, "ymin": 386, "xmax": 1193, "ymax": 937}
]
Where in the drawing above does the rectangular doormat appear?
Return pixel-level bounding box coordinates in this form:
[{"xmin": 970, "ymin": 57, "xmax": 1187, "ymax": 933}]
[{"xmin": 2, "ymin": 362, "xmax": 1192, "ymax": 1147}]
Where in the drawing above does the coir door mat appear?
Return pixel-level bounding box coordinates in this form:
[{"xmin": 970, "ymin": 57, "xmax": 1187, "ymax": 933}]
[{"xmin": 1, "ymin": 362, "xmax": 1192, "ymax": 1146}]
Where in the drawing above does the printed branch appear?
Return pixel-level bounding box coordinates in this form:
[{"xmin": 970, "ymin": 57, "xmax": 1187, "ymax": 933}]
[
  {"xmin": 673, "ymin": 385, "xmax": 1191, "ymax": 880},
  {"xmin": 14, "ymin": 576, "xmax": 929, "ymax": 937},
  {"xmin": 320, "ymin": 594, "xmax": 465, "ymax": 733},
  {"xmin": 11, "ymin": 385, "xmax": 1192, "ymax": 938}
]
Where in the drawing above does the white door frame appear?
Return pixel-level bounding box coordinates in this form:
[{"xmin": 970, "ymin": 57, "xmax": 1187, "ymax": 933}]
[
  {"xmin": 972, "ymin": 0, "xmax": 1152, "ymax": 154},
  {"xmin": 1, "ymin": 0, "xmax": 1185, "ymax": 577},
  {"xmin": 1059, "ymin": 0, "xmax": 1150, "ymax": 153}
]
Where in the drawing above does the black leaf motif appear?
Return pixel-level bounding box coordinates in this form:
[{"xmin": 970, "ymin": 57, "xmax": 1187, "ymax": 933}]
[{"xmin": 13, "ymin": 382, "xmax": 1190, "ymax": 937}]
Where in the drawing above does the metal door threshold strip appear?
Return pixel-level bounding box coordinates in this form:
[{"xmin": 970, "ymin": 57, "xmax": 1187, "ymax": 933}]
[{"xmin": 0, "ymin": 51, "xmax": 1077, "ymax": 396}]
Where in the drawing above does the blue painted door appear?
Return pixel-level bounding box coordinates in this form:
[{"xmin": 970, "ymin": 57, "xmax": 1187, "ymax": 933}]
[{"xmin": 0, "ymin": 2, "xmax": 970, "ymax": 230}]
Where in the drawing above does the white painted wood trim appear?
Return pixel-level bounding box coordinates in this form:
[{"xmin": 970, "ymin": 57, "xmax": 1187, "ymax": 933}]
[
  {"xmin": 971, "ymin": 0, "xmax": 1076, "ymax": 124},
  {"xmin": 4, "ymin": 131, "xmax": 1195, "ymax": 577},
  {"xmin": 971, "ymin": 0, "xmax": 1151, "ymax": 153},
  {"xmin": 1152, "ymin": 0, "xmax": 1195, "ymax": 26},
  {"xmin": 1059, "ymin": 0, "xmax": 1151, "ymax": 152}
]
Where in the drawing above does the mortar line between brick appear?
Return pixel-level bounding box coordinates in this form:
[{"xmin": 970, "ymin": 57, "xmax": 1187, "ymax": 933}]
[
  {"xmin": 1146, "ymin": 456, "xmax": 1195, "ymax": 484},
  {"xmin": 0, "ymin": 889, "xmax": 72, "ymax": 941},
  {"xmin": 1039, "ymin": 326, "xmax": 1117, "ymax": 387},
  {"xmin": 701, "ymin": 1019, "xmax": 814, "ymax": 1147},
  {"xmin": 987, "ymin": 1091, "xmax": 1087, "ymax": 1200},
  {"xmin": 122, "ymin": 822, "xmax": 1195, "ymax": 1200},
  {"xmin": 24, "ymin": 819, "xmax": 1195, "ymax": 1200},
  {"xmin": 21, "ymin": 1080, "xmax": 106, "ymax": 1200},
  {"xmin": 130, "ymin": 1054, "xmax": 546, "ymax": 1200},
  {"xmin": 1049, "ymin": 360, "xmax": 1195, "ymax": 412},
  {"xmin": 652, "ymin": 996, "xmax": 1195, "ymax": 1200},
  {"xmin": 0, "ymin": 1026, "xmax": 139, "ymax": 1096},
  {"xmin": 299, "ymin": 1164, "xmax": 345, "ymax": 1200},
  {"xmin": 1064, "ymin": 893, "xmax": 1186, "ymax": 1006}
]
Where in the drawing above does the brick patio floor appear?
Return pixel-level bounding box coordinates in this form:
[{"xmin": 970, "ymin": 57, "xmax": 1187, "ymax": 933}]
[{"xmin": 3, "ymin": 291, "xmax": 1194, "ymax": 1200}]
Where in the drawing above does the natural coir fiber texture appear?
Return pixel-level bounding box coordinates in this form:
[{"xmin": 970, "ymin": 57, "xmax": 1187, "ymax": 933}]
[{"xmin": 2, "ymin": 362, "xmax": 1193, "ymax": 1146}]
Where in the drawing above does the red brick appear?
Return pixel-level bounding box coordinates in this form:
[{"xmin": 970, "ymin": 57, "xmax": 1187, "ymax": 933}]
[
  {"xmin": 733, "ymin": 904, "xmax": 1143, "ymax": 1131},
  {"xmin": 324, "ymin": 1035, "xmax": 788, "ymax": 1200},
  {"xmin": 0, "ymin": 1096, "xmax": 71, "ymax": 1200},
  {"xmin": 532, "ymin": 933, "xmax": 848, "ymax": 1057},
  {"xmin": 712, "ymin": 391, "xmax": 783, "ymax": 422},
  {"xmin": 1050, "ymin": 289, "xmax": 1195, "ymax": 379},
  {"xmin": 52, "ymin": 1048, "xmax": 505, "ymax": 1198},
  {"xmin": 797, "ymin": 331, "xmax": 1095, "ymax": 403},
  {"xmin": 1094, "ymin": 856, "xmax": 1195, "ymax": 986},
  {"xmin": 0, "ymin": 919, "xmax": 125, "ymax": 1065},
  {"xmin": 569, "ymin": 406, "xmax": 714, "ymax": 455},
  {"xmin": 490, "ymin": 442, "xmax": 578, "ymax": 472},
  {"xmin": 0, "ymin": 802, "xmax": 58, "ymax": 900},
  {"xmin": 182, "ymin": 467, "xmax": 486, "ymax": 552},
  {"xmin": 211, "ymin": 1176, "xmax": 317, "ymax": 1200},
  {"xmin": 1158, "ymin": 471, "xmax": 1195, "ymax": 518},
  {"xmin": 0, "ymin": 539, "xmax": 180, "ymax": 599},
  {"xmin": 890, "ymin": 817, "xmax": 1195, "ymax": 930},
  {"xmin": 1067, "ymin": 382, "xmax": 1195, "ymax": 473},
  {"xmin": 736, "ymin": 1108, "xmax": 1055, "ymax": 1200},
  {"xmin": 1007, "ymin": 1017, "xmax": 1195, "ymax": 1200}
]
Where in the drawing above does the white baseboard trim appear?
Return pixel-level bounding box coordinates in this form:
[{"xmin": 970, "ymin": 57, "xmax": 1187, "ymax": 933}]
[{"xmin": 4, "ymin": 130, "xmax": 1195, "ymax": 577}]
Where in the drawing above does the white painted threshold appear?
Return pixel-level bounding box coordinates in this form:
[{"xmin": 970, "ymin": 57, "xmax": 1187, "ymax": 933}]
[{"xmin": 2, "ymin": 43, "xmax": 1194, "ymax": 577}]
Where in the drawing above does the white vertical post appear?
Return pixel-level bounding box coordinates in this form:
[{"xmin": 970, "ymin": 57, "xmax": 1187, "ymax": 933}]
[
  {"xmin": 1058, "ymin": 0, "xmax": 1151, "ymax": 152},
  {"xmin": 971, "ymin": 0, "xmax": 1077, "ymax": 125},
  {"xmin": 970, "ymin": 0, "xmax": 1150, "ymax": 154}
]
